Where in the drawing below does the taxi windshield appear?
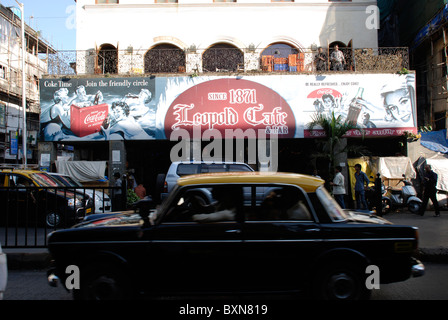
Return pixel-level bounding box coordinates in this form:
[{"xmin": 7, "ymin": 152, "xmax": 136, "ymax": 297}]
[
  {"xmin": 50, "ymin": 175, "xmax": 82, "ymax": 187},
  {"xmin": 316, "ymin": 186, "xmax": 348, "ymax": 221},
  {"xmin": 30, "ymin": 173, "xmax": 59, "ymax": 187}
]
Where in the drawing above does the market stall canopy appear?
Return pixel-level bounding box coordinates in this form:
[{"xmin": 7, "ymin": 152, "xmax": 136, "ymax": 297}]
[
  {"xmin": 378, "ymin": 157, "xmax": 416, "ymax": 179},
  {"xmin": 55, "ymin": 160, "xmax": 107, "ymax": 182}
]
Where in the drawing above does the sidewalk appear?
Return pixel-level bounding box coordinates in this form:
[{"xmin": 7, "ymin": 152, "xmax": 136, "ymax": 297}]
[
  {"xmin": 3, "ymin": 209, "xmax": 448, "ymax": 269},
  {"xmin": 384, "ymin": 209, "xmax": 448, "ymax": 262}
]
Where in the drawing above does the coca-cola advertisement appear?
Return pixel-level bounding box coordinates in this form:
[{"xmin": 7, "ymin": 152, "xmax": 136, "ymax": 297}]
[
  {"xmin": 39, "ymin": 77, "xmax": 156, "ymax": 141},
  {"xmin": 39, "ymin": 73, "xmax": 417, "ymax": 141}
]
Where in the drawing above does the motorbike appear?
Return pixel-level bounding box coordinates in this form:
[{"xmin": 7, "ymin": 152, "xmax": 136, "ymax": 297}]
[{"xmin": 382, "ymin": 174, "xmax": 422, "ymax": 214}]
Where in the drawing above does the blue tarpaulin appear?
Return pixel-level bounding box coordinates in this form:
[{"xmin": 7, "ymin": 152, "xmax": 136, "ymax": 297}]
[
  {"xmin": 420, "ymin": 129, "xmax": 448, "ymax": 153},
  {"xmin": 412, "ymin": 4, "xmax": 448, "ymax": 49}
]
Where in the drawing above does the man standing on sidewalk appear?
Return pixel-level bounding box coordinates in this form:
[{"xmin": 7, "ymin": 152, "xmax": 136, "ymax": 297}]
[
  {"xmin": 330, "ymin": 166, "xmax": 346, "ymax": 209},
  {"xmin": 419, "ymin": 164, "xmax": 440, "ymax": 217}
]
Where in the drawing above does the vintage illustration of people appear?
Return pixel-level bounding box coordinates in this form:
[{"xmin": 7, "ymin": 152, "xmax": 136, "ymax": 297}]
[
  {"xmin": 39, "ymin": 74, "xmax": 417, "ymax": 142},
  {"xmin": 307, "ymin": 73, "xmax": 416, "ymax": 131},
  {"xmin": 40, "ymin": 79, "xmax": 157, "ymax": 141}
]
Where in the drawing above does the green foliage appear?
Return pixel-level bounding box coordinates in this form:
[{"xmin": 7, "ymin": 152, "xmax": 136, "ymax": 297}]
[
  {"xmin": 307, "ymin": 111, "xmax": 363, "ymax": 172},
  {"xmin": 127, "ymin": 188, "xmax": 140, "ymax": 208}
]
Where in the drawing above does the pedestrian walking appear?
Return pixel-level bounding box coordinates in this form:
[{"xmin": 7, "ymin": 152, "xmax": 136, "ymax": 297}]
[
  {"xmin": 330, "ymin": 165, "xmax": 346, "ymax": 209},
  {"xmin": 419, "ymin": 164, "xmax": 440, "ymax": 217},
  {"xmin": 354, "ymin": 163, "xmax": 369, "ymax": 210}
]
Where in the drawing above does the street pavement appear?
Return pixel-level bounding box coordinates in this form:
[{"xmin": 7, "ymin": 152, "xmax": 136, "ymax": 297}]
[
  {"xmin": 3, "ymin": 208, "xmax": 448, "ymax": 270},
  {"xmin": 385, "ymin": 209, "xmax": 448, "ymax": 261}
]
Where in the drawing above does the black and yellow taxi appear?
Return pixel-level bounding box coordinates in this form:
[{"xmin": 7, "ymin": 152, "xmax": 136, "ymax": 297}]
[
  {"xmin": 47, "ymin": 172, "xmax": 424, "ymax": 300},
  {"xmin": 0, "ymin": 169, "xmax": 93, "ymax": 228}
]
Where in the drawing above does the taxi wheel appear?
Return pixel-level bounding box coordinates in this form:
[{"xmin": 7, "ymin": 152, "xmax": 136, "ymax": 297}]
[
  {"xmin": 74, "ymin": 263, "xmax": 132, "ymax": 300},
  {"xmin": 45, "ymin": 211, "xmax": 62, "ymax": 228},
  {"xmin": 314, "ymin": 262, "xmax": 371, "ymax": 300}
]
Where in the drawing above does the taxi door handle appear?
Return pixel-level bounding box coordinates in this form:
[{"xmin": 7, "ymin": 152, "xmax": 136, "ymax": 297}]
[
  {"xmin": 305, "ymin": 228, "xmax": 320, "ymax": 232},
  {"xmin": 226, "ymin": 229, "xmax": 241, "ymax": 234}
]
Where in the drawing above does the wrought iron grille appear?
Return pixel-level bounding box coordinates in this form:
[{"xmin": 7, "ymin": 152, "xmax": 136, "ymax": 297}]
[
  {"xmin": 44, "ymin": 47, "xmax": 410, "ymax": 76},
  {"xmin": 145, "ymin": 48, "xmax": 186, "ymax": 73}
]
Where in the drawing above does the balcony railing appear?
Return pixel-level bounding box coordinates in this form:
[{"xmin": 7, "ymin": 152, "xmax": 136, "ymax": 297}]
[{"xmin": 45, "ymin": 47, "xmax": 410, "ymax": 76}]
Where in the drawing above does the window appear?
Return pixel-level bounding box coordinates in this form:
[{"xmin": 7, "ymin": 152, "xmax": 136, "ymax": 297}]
[
  {"xmin": 144, "ymin": 43, "xmax": 185, "ymax": 73},
  {"xmin": 202, "ymin": 43, "xmax": 244, "ymax": 73},
  {"xmin": 177, "ymin": 164, "xmax": 200, "ymax": 176},
  {"xmin": 96, "ymin": 0, "xmax": 119, "ymax": 3},
  {"xmin": 316, "ymin": 186, "xmax": 347, "ymax": 221},
  {"xmin": 97, "ymin": 44, "xmax": 118, "ymax": 74},
  {"xmin": 245, "ymin": 185, "xmax": 313, "ymax": 221},
  {"xmin": 0, "ymin": 65, "xmax": 6, "ymax": 79},
  {"xmin": 163, "ymin": 185, "xmax": 242, "ymax": 223}
]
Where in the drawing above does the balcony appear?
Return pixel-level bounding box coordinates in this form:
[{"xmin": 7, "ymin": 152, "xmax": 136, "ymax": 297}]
[{"xmin": 45, "ymin": 46, "xmax": 410, "ymax": 76}]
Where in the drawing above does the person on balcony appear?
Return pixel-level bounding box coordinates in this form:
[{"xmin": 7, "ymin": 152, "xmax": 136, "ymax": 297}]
[
  {"xmin": 330, "ymin": 45, "xmax": 346, "ymax": 71},
  {"xmin": 314, "ymin": 47, "xmax": 327, "ymax": 71}
]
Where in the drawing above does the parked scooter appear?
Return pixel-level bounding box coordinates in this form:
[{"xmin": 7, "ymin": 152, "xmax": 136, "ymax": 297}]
[{"xmin": 382, "ymin": 174, "xmax": 422, "ymax": 214}]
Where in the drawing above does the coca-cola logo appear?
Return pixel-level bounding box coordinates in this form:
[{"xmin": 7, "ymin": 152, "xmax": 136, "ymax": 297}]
[
  {"xmin": 165, "ymin": 79, "xmax": 295, "ymax": 138},
  {"xmin": 84, "ymin": 110, "xmax": 108, "ymax": 125},
  {"xmin": 307, "ymin": 88, "xmax": 342, "ymax": 99}
]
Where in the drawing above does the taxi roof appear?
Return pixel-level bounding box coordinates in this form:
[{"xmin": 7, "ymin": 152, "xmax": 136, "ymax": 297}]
[
  {"xmin": 177, "ymin": 171, "xmax": 324, "ymax": 193},
  {"xmin": 0, "ymin": 169, "xmax": 45, "ymax": 176}
]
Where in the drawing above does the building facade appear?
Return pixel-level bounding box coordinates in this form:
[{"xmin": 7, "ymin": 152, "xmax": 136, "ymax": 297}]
[
  {"xmin": 0, "ymin": 4, "xmax": 54, "ymax": 166},
  {"xmin": 74, "ymin": 0, "xmax": 379, "ymax": 75},
  {"xmin": 379, "ymin": 0, "xmax": 448, "ymax": 131},
  {"xmin": 40, "ymin": 0, "xmax": 415, "ymax": 200}
]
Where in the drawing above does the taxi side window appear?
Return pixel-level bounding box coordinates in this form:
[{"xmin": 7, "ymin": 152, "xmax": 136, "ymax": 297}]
[
  {"xmin": 163, "ymin": 186, "xmax": 243, "ymax": 223},
  {"xmin": 12, "ymin": 175, "xmax": 32, "ymax": 187},
  {"xmin": 247, "ymin": 185, "xmax": 313, "ymax": 221}
]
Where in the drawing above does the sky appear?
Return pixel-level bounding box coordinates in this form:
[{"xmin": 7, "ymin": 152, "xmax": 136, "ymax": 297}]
[{"xmin": 2, "ymin": 0, "xmax": 76, "ymax": 50}]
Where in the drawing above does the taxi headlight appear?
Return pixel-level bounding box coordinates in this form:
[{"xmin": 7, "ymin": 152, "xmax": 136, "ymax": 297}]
[{"xmin": 68, "ymin": 198, "xmax": 83, "ymax": 207}]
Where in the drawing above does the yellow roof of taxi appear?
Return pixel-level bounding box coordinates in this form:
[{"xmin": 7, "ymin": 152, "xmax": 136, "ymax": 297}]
[
  {"xmin": 0, "ymin": 169, "xmax": 44, "ymax": 176},
  {"xmin": 177, "ymin": 172, "xmax": 324, "ymax": 193}
]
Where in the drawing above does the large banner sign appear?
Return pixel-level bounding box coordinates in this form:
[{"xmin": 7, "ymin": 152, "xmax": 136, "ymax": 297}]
[{"xmin": 39, "ymin": 73, "xmax": 417, "ymax": 141}]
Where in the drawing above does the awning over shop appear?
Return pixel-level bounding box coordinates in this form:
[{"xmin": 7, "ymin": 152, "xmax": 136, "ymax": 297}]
[
  {"xmin": 55, "ymin": 160, "xmax": 107, "ymax": 182},
  {"xmin": 420, "ymin": 129, "xmax": 448, "ymax": 154}
]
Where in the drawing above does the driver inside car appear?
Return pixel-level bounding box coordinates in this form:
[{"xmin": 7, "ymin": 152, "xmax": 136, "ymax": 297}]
[{"xmin": 192, "ymin": 186, "xmax": 242, "ymax": 223}]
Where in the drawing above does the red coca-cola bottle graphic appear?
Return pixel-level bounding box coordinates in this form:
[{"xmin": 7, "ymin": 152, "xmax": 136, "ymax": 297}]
[{"xmin": 346, "ymin": 87, "xmax": 364, "ymax": 125}]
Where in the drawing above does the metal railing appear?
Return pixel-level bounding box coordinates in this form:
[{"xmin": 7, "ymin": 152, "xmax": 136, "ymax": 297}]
[
  {"xmin": 0, "ymin": 185, "xmax": 123, "ymax": 248},
  {"xmin": 45, "ymin": 47, "xmax": 410, "ymax": 76}
]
